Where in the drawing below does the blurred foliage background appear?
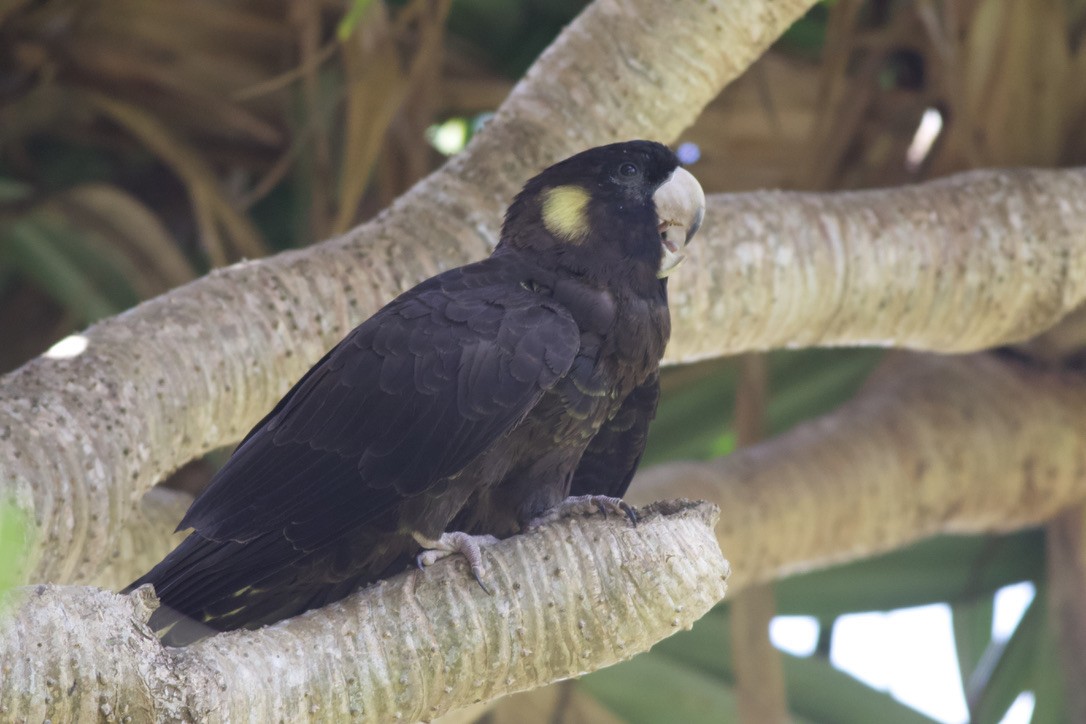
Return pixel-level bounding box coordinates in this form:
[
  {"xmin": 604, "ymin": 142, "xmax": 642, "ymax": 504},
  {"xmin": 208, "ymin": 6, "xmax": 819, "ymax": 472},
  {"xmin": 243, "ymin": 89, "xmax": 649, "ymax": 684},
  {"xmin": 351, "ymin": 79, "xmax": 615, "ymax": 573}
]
[{"xmin": 2, "ymin": 0, "xmax": 1086, "ymax": 721}]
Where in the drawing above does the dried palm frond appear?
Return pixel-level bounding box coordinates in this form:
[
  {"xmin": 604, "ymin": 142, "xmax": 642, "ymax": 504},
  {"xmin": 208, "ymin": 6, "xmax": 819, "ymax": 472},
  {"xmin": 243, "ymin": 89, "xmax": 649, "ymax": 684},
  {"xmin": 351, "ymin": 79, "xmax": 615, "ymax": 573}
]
[{"xmin": 0, "ymin": 0, "xmax": 452, "ymax": 366}]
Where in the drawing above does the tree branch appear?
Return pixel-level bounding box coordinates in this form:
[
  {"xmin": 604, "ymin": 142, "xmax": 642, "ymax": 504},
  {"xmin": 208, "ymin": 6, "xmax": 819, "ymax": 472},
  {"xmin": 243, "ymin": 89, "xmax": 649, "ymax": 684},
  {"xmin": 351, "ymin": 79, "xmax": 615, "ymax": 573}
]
[
  {"xmin": 67, "ymin": 166, "xmax": 1086, "ymax": 590},
  {"xmin": 86, "ymin": 487, "xmax": 189, "ymax": 591},
  {"xmin": 630, "ymin": 353, "xmax": 1086, "ymax": 594},
  {"xmin": 11, "ymin": 161, "xmax": 1086, "ymax": 588},
  {"xmin": 0, "ymin": 0, "xmax": 815, "ymax": 586},
  {"xmin": 671, "ymin": 168, "xmax": 1086, "ymax": 361},
  {"xmin": 0, "ymin": 501, "xmax": 728, "ymax": 722}
]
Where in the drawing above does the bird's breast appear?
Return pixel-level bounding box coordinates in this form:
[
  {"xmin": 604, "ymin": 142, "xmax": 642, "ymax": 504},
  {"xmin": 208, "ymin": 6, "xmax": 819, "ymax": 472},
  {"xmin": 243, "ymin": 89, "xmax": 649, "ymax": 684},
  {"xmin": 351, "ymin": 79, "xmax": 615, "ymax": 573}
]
[{"xmin": 550, "ymin": 276, "xmax": 617, "ymax": 335}]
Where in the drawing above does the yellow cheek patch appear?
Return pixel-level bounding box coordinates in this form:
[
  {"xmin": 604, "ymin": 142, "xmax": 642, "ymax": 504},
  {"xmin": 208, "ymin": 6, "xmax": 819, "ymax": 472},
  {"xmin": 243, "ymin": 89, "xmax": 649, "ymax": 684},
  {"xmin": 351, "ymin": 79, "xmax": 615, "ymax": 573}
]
[{"xmin": 541, "ymin": 185, "xmax": 591, "ymax": 242}]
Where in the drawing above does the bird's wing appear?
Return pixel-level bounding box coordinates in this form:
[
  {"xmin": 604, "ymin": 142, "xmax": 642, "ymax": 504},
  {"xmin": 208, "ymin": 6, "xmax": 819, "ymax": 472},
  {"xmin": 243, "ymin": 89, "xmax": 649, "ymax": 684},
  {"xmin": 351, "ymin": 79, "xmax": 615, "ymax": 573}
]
[
  {"xmin": 569, "ymin": 371, "xmax": 659, "ymax": 499},
  {"xmin": 179, "ymin": 268, "xmax": 581, "ymax": 552}
]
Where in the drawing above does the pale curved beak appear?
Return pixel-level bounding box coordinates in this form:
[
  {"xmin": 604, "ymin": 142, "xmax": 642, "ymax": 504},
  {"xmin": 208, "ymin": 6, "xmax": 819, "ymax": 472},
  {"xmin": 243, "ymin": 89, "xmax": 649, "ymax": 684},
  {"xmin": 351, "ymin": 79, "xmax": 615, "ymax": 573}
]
[{"xmin": 653, "ymin": 166, "xmax": 706, "ymax": 278}]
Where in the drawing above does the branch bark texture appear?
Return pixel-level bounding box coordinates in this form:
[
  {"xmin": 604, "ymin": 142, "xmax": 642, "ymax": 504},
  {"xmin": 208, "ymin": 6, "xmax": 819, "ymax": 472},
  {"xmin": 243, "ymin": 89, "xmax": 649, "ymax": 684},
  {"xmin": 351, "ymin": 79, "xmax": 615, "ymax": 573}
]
[
  {"xmin": 87, "ymin": 487, "xmax": 189, "ymax": 591},
  {"xmin": 0, "ymin": 0, "xmax": 814, "ymax": 586},
  {"xmin": 671, "ymin": 168, "xmax": 1086, "ymax": 361},
  {"xmin": 9, "ymin": 161, "xmax": 1086, "ymax": 587},
  {"xmin": 0, "ymin": 502, "xmax": 728, "ymax": 723},
  {"xmin": 630, "ymin": 354, "xmax": 1086, "ymax": 594}
]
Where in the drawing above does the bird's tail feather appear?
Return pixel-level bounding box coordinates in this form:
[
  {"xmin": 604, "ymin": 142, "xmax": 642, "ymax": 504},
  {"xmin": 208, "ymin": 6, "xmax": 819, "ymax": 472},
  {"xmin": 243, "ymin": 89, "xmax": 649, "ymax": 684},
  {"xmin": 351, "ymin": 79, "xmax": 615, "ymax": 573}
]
[{"xmin": 123, "ymin": 533, "xmax": 415, "ymax": 646}]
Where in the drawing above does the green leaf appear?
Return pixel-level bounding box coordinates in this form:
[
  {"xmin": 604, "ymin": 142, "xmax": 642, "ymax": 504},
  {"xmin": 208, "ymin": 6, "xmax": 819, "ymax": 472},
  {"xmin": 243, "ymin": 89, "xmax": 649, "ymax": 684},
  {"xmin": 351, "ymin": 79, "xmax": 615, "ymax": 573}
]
[
  {"xmin": 0, "ymin": 502, "xmax": 30, "ymax": 608},
  {"xmin": 0, "ymin": 218, "xmax": 119, "ymax": 323},
  {"xmin": 773, "ymin": 530, "xmax": 1044, "ymax": 618},
  {"xmin": 0, "ymin": 177, "xmax": 33, "ymax": 203},
  {"xmin": 580, "ymin": 648, "xmax": 738, "ymax": 724},
  {"xmin": 967, "ymin": 591, "xmax": 1042, "ymax": 723},
  {"xmin": 337, "ymin": 0, "xmax": 376, "ymax": 41},
  {"xmin": 785, "ymin": 651, "xmax": 939, "ymax": 724},
  {"xmin": 33, "ymin": 211, "xmax": 143, "ymax": 310},
  {"xmin": 952, "ymin": 594, "xmax": 995, "ymax": 696},
  {"xmin": 667, "ymin": 611, "xmax": 938, "ymax": 724},
  {"xmin": 645, "ymin": 358, "xmax": 735, "ymax": 464},
  {"xmin": 765, "ymin": 349, "xmax": 883, "ymax": 435},
  {"xmin": 709, "ymin": 430, "xmax": 737, "ymax": 458},
  {"xmin": 650, "ymin": 607, "xmax": 735, "ymax": 679},
  {"xmin": 584, "ymin": 608, "xmax": 938, "ymax": 724},
  {"xmin": 647, "ymin": 349, "xmax": 882, "ymax": 465},
  {"xmin": 1030, "ymin": 594, "xmax": 1066, "ymax": 724}
]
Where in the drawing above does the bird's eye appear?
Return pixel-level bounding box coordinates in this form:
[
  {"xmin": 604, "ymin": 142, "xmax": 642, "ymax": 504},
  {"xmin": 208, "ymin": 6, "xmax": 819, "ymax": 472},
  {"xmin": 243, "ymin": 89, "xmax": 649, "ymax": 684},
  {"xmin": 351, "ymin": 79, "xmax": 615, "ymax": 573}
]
[{"xmin": 619, "ymin": 162, "xmax": 639, "ymax": 177}]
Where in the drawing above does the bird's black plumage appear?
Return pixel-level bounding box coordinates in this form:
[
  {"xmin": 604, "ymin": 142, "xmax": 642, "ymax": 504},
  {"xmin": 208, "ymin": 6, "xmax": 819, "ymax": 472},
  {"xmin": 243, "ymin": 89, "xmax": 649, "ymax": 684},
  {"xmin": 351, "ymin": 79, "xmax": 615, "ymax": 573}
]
[{"xmin": 125, "ymin": 140, "xmax": 704, "ymax": 645}]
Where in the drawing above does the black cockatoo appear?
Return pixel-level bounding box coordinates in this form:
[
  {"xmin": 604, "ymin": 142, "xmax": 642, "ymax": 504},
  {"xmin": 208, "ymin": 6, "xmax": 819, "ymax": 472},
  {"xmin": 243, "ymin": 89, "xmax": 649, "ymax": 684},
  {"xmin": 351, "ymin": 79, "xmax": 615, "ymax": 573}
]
[{"xmin": 126, "ymin": 140, "xmax": 705, "ymax": 645}]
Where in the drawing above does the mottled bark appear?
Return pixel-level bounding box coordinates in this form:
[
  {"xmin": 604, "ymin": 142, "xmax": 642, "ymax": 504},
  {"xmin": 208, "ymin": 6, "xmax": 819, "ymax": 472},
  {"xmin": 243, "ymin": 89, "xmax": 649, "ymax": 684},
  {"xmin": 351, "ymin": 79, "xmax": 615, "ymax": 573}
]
[
  {"xmin": 8, "ymin": 165, "xmax": 1086, "ymax": 587},
  {"xmin": 671, "ymin": 168, "xmax": 1086, "ymax": 361},
  {"xmin": 630, "ymin": 353, "xmax": 1086, "ymax": 593},
  {"xmin": 0, "ymin": 502, "xmax": 727, "ymax": 724},
  {"xmin": 27, "ymin": 167, "xmax": 1086, "ymax": 593},
  {"xmin": 3, "ymin": 0, "xmax": 1085, "ymax": 717},
  {"xmin": 87, "ymin": 487, "xmax": 189, "ymax": 591}
]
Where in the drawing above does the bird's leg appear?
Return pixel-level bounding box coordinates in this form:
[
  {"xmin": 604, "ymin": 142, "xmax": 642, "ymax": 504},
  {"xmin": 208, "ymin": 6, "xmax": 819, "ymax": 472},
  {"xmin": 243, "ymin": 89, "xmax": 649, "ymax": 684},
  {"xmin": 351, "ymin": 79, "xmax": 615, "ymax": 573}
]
[
  {"xmin": 526, "ymin": 495, "xmax": 638, "ymax": 529},
  {"xmin": 412, "ymin": 531, "xmax": 500, "ymax": 593}
]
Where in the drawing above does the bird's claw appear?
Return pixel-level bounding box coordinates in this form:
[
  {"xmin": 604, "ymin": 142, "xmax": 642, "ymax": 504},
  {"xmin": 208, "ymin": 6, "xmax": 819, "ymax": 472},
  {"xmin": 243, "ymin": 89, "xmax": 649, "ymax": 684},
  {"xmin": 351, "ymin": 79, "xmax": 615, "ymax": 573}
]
[
  {"xmin": 528, "ymin": 494, "xmax": 639, "ymax": 529},
  {"xmin": 597, "ymin": 497, "xmax": 639, "ymax": 525},
  {"xmin": 412, "ymin": 531, "xmax": 499, "ymax": 594}
]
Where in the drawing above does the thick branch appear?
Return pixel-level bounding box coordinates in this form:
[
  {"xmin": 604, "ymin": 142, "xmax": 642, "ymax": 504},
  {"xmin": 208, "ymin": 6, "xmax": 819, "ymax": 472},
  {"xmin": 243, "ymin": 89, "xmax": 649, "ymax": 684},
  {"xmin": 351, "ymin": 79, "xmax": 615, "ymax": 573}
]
[
  {"xmin": 630, "ymin": 354, "xmax": 1086, "ymax": 593},
  {"xmin": 0, "ymin": 502, "xmax": 728, "ymax": 723},
  {"xmin": 87, "ymin": 487, "xmax": 189, "ymax": 591},
  {"xmin": 10, "ymin": 164, "xmax": 1086, "ymax": 590},
  {"xmin": 670, "ymin": 168, "xmax": 1086, "ymax": 360},
  {"xmin": 33, "ymin": 166, "xmax": 1086, "ymax": 589},
  {"xmin": 0, "ymin": 0, "xmax": 813, "ymax": 586}
]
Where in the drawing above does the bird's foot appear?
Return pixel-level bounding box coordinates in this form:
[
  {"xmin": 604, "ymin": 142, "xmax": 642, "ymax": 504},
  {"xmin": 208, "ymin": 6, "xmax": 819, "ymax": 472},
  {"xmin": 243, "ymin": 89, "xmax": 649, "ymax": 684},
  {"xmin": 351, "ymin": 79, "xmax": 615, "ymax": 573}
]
[
  {"xmin": 412, "ymin": 531, "xmax": 500, "ymax": 594},
  {"xmin": 527, "ymin": 494, "xmax": 638, "ymax": 529}
]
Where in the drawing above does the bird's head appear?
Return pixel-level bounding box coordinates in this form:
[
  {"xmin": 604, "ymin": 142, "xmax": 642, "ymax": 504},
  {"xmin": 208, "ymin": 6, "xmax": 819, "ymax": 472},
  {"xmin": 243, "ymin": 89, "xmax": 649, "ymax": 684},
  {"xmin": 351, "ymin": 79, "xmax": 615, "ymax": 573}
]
[{"xmin": 500, "ymin": 140, "xmax": 706, "ymax": 281}]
